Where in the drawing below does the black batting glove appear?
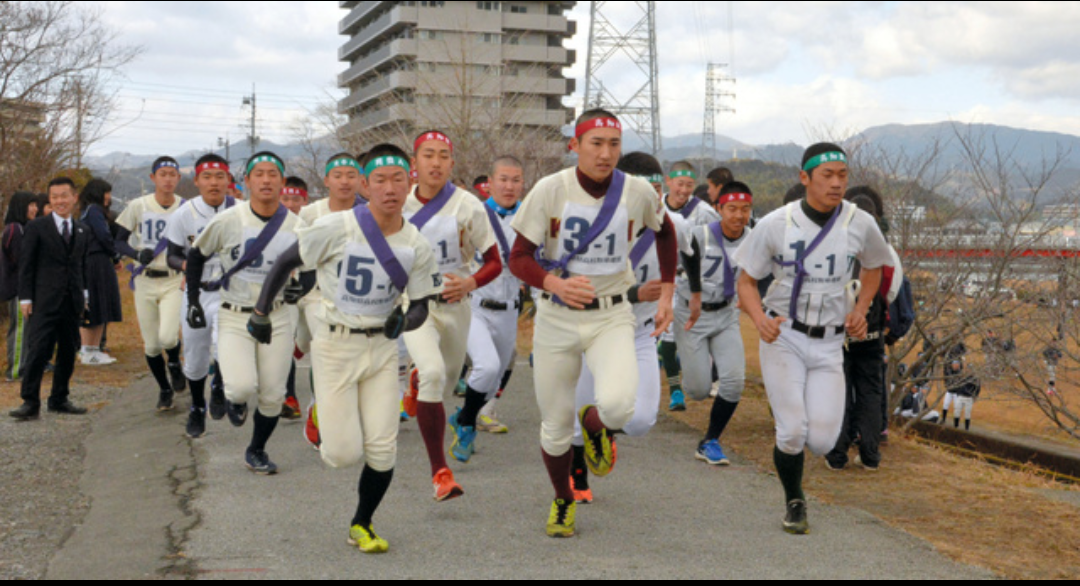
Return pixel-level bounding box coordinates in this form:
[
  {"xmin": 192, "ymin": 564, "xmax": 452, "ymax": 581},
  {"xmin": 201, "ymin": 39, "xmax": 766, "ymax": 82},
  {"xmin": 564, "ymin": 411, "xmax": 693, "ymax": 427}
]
[{"xmin": 247, "ymin": 313, "xmax": 273, "ymax": 345}]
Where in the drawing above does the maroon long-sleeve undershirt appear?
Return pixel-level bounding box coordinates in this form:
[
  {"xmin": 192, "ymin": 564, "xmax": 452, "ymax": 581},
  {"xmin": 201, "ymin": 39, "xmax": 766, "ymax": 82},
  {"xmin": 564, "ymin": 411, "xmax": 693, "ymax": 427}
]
[
  {"xmin": 509, "ymin": 169, "xmax": 678, "ymax": 290},
  {"xmin": 472, "ymin": 246, "xmax": 503, "ymax": 289}
]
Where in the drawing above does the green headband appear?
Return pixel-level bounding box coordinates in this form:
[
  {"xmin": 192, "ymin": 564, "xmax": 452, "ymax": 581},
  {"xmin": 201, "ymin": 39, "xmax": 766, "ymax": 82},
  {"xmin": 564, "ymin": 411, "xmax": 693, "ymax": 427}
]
[
  {"xmin": 247, "ymin": 154, "xmax": 285, "ymax": 176},
  {"xmin": 669, "ymin": 170, "xmax": 697, "ymax": 180},
  {"xmin": 325, "ymin": 157, "xmax": 364, "ymax": 177},
  {"xmin": 803, "ymin": 152, "xmax": 848, "ymax": 173},
  {"xmin": 364, "ymin": 156, "xmax": 411, "ymax": 177},
  {"xmin": 643, "ymin": 174, "xmax": 664, "ymax": 185}
]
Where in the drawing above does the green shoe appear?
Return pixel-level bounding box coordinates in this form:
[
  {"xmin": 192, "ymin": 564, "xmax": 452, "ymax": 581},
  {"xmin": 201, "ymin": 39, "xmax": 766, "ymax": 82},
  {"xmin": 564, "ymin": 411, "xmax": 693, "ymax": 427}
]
[
  {"xmin": 578, "ymin": 406, "xmax": 614, "ymax": 478},
  {"xmin": 348, "ymin": 525, "xmax": 389, "ymax": 554},
  {"xmin": 546, "ymin": 499, "xmax": 576, "ymax": 538}
]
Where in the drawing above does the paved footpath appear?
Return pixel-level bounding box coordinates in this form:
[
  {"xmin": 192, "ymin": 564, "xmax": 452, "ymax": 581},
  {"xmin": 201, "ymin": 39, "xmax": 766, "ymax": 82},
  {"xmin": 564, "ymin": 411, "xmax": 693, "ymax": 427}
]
[{"xmin": 46, "ymin": 360, "xmax": 995, "ymax": 580}]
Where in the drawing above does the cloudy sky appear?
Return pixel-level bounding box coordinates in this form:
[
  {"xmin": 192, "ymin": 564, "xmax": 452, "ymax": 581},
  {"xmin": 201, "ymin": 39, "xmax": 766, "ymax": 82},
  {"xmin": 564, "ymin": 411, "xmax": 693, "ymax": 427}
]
[{"xmin": 86, "ymin": 1, "xmax": 1080, "ymax": 157}]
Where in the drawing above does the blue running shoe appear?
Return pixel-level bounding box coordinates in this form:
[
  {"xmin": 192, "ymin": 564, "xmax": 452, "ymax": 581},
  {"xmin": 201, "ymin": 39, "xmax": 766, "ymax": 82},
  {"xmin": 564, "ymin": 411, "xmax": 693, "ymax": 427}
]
[
  {"xmin": 696, "ymin": 440, "xmax": 730, "ymax": 466},
  {"xmin": 448, "ymin": 408, "xmax": 476, "ymax": 463},
  {"xmin": 669, "ymin": 390, "xmax": 687, "ymax": 412}
]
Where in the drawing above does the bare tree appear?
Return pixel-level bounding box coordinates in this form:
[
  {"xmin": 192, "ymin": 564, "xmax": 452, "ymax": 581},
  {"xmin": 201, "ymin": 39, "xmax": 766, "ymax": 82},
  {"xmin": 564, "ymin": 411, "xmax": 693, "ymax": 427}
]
[{"xmin": 0, "ymin": 1, "xmax": 140, "ymax": 203}]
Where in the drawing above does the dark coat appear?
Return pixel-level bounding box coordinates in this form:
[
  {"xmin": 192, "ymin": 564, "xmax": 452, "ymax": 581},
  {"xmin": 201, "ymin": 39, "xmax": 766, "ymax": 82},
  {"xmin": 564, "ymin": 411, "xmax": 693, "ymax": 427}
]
[{"xmin": 18, "ymin": 215, "xmax": 89, "ymax": 314}]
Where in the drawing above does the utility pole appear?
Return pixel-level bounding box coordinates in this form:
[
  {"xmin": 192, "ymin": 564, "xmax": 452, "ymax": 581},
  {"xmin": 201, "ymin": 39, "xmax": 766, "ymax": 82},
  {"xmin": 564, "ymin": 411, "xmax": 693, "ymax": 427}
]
[
  {"xmin": 242, "ymin": 85, "xmax": 258, "ymax": 156},
  {"xmin": 583, "ymin": 1, "xmax": 662, "ymax": 155},
  {"xmin": 218, "ymin": 134, "xmax": 231, "ymax": 164}
]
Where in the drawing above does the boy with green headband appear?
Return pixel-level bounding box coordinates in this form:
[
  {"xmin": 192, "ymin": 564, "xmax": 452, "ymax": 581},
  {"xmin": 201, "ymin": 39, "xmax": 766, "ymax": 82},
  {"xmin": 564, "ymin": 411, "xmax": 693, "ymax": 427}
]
[
  {"xmin": 734, "ymin": 143, "xmax": 892, "ymax": 535},
  {"xmin": 661, "ymin": 160, "xmax": 718, "ymax": 412},
  {"xmin": 297, "ymin": 153, "xmax": 368, "ymax": 446},
  {"xmin": 185, "ymin": 151, "xmax": 304, "ymax": 476},
  {"xmin": 248, "ymin": 144, "xmax": 442, "ymax": 554}
]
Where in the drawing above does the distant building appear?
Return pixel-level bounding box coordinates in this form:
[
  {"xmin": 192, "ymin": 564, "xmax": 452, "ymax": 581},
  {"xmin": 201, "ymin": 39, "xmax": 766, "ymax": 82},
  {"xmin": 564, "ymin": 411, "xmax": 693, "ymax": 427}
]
[
  {"xmin": 890, "ymin": 204, "xmax": 927, "ymax": 224},
  {"xmin": 0, "ymin": 99, "xmax": 46, "ymax": 143},
  {"xmin": 337, "ymin": 1, "xmax": 577, "ymax": 153},
  {"xmin": 1044, "ymin": 204, "xmax": 1080, "ymax": 225}
]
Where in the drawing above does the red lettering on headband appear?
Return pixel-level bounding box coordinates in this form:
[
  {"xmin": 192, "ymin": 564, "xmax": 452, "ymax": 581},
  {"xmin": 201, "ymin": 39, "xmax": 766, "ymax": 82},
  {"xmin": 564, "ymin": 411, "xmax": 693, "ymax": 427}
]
[
  {"xmin": 196, "ymin": 161, "xmax": 229, "ymax": 177},
  {"xmin": 282, "ymin": 187, "xmax": 308, "ymax": 200},
  {"xmin": 575, "ymin": 118, "xmax": 623, "ymax": 141},
  {"xmin": 414, "ymin": 132, "xmax": 453, "ymax": 154},
  {"xmin": 718, "ymin": 193, "xmax": 753, "ymax": 207}
]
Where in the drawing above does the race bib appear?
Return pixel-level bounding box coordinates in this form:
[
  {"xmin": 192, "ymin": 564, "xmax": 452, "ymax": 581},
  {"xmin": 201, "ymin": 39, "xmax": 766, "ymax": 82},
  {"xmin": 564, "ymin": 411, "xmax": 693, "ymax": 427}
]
[
  {"xmin": 232, "ymin": 227, "xmax": 297, "ymax": 285},
  {"xmin": 140, "ymin": 212, "xmax": 171, "ymax": 250},
  {"xmin": 415, "ymin": 215, "xmax": 462, "ymax": 273},
  {"xmin": 781, "ymin": 221, "xmax": 853, "ymax": 295},
  {"xmin": 559, "ymin": 202, "xmax": 630, "ymax": 277},
  {"xmin": 334, "ymin": 242, "xmax": 416, "ymax": 317}
]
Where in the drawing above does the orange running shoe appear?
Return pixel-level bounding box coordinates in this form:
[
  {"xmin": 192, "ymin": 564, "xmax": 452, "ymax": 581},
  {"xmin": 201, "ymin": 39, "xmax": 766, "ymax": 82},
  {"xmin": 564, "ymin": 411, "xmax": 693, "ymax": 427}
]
[
  {"xmin": 433, "ymin": 468, "xmax": 464, "ymax": 502},
  {"xmin": 282, "ymin": 397, "xmax": 302, "ymax": 421},
  {"xmin": 573, "ymin": 487, "xmax": 594, "ymax": 505},
  {"xmin": 304, "ymin": 404, "xmax": 321, "ymax": 451},
  {"xmin": 403, "ymin": 369, "xmax": 420, "ymax": 419}
]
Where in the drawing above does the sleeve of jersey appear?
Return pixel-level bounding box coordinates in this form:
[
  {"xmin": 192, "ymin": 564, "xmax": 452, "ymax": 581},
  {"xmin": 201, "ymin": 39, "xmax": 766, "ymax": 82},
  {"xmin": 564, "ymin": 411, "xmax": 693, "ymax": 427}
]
[
  {"xmin": 509, "ymin": 236, "xmax": 549, "ymax": 291},
  {"xmin": 471, "ymin": 246, "xmax": 503, "ymax": 289},
  {"xmin": 655, "ymin": 214, "xmax": 678, "ymax": 284}
]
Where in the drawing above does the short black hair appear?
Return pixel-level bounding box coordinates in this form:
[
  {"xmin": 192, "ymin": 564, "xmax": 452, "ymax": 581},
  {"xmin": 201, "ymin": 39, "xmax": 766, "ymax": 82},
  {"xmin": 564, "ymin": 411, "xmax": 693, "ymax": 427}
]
[
  {"xmin": 616, "ymin": 152, "xmax": 663, "ymax": 178},
  {"xmin": 576, "ymin": 108, "xmax": 619, "ymax": 128},
  {"xmin": 668, "ymin": 160, "xmax": 696, "ymax": 175},
  {"xmin": 783, "ymin": 183, "xmax": 806, "ymax": 205},
  {"xmin": 492, "ymin": 155, "xmax": 524, "ymax": 173},
  {"xmin": 719, "ymin": 181, "xmax": 753, "ymax": 198},
  {"xmin": 47, "ymin": 177, "xmax": 77, "ymax": 192},
  {"xmin": 152, "ymin": 156, "xmax": 180, "ymax": 173},
  {"xmin": 473, "ymin": 175, "xmax": 489, "ymax": 185},
  {"xmin": 694, "ymin": 184, "xmax": 711, "ymax": 203},
  {"xmin": 707, "ymin": 167, "xmax": 735, "ymax": 188},
  {"xmin": 4, "ymin": 191, "xmax": 38, "ymax": 225},
  {"xmin": 195, "ymin": 153, "xmax": 228, "ymax": 169},
  {"xmin": 845, "ymin": 185, "xmax": 884, "ymax": 218},
  {"xmin": 79, "ymin": 178, "xmax": 113, "ymax": 209},
  {"xmin": 285, "ymin": 176, "xmax": 309, "ymax": 191},
  {"xmin": 802, "ymin": 143, "xmax": 848, "ymax": 176},
  {"xmin": 362, "ymin": 144, "xmax": 410, "ymax": 168}
]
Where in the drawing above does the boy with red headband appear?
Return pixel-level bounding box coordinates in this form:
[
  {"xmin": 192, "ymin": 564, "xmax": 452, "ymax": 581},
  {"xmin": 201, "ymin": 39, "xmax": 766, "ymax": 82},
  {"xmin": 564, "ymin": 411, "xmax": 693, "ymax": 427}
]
[
  {"xmin": 678, "ymin": 181, "xmax": 754, "ymax": 466},
  {"xmin": 509, "ymin": 110, "xmax": 682, "ymax": 538},
  {"xmin": 402, "ymin": 130, "xmax": 502, "ymax": 502}
]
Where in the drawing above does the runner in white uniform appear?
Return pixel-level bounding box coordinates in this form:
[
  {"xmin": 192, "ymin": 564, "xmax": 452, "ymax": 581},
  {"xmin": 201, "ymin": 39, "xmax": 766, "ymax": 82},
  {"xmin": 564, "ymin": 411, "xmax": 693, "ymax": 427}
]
[
  {"xmin": 735, "ymin": 143, "xmax": 893, "ymax": 535},
  {"xmin": 185, "ymin": 151, "xmax": 304, "ymax": 476},
  {"xmin": 249, "ymin": 145, "xmax": 442, "ymax": 554},
  {"xmin": 164, "ymin": 154, "xmax": 235, "ymax": 439}
]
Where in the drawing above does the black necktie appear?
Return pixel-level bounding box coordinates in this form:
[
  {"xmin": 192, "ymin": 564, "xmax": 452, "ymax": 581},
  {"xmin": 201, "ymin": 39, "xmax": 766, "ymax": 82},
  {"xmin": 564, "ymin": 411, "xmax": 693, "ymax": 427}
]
[{"xmin": 62, "ymin": 220, "xmax": 71, "ymax": 245}]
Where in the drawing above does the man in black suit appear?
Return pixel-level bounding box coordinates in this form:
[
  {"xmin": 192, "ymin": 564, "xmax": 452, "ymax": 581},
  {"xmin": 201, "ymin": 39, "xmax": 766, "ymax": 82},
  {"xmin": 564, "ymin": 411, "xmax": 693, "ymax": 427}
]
[{"xmin": 10, "ymin": 177, "xmax": 90, "ymax": 421}]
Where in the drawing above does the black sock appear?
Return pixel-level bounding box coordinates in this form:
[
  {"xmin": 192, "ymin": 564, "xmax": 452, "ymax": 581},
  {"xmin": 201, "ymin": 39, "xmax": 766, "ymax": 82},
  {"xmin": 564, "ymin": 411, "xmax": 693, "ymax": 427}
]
[
  {"xmin": 965, "ymin": 419, "xmax": 971, "ymax": 431},
  {"xmin": 498, "ymin": 368, "xmax": 514, "ymax": 395},
  {"xmin": 286, "ymin": 361, "xmax": 297, "ymax": 401},
  {"xmin": 941, "ymin": 410, "xmax": 949, "ymax": 423},
  {"xmin": 458, "ymin": 387, "xmax": 488, "ymax": 428},
  {"xmin": 774, "ymin": 447, "xmax": 805, "ymax": 503},
  {"xmin": 571, "ymin": 445, "xmax": 589, "ymax": 490},
  {"xmin": 166, "ymin": 344, "xmax": 181, "ymax": 365},
  {"xmin": 955, "ymin": 418, "xmax": 960, "ymax": 429},
  {"xmin": 705, "ymin": 398, "xmax": 740, "ymax": 442},
  {"xmin": 351, "ymin": 466, "xmax": 395, "ymax": 529},
  {"xmin": 189, "ymin": 377, "xmax": 207, "ymax": 410},
  {"xmin": 249, "ymin": 410, "xmax": 280, "ymax": 453},
  {"xmin": 146, "ymin": 354, "xmax": 170, "ymax": 391},
  {"xmin": 211, "ymin": 362, "xmax": 223, "ymax": 393}
]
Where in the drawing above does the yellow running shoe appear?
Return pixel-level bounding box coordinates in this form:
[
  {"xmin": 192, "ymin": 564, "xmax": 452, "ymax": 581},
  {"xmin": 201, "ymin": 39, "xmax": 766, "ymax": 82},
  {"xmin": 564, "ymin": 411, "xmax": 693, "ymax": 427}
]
[
  {"xmin": 348, "ymin": 525, "xmax": 390, "ymax": 554},
  {"xmin": 546, "ymin": 499, "xmax": 576, "ymax": 538},
  {"xmin": 578, "ymin": 406, "xmax": 614, "ymax": 477},
  {"xmin": 477, "ymin": 414, "xmax": 509, "ymax": 434}
]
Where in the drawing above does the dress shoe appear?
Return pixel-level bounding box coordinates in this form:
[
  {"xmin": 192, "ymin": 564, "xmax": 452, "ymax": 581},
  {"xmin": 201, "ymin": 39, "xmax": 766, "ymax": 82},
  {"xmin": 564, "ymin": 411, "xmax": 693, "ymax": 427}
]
[
  {"xmin": 47, "ymin": 402, "xmax": 88, "ymax": 416},
  {"xmin": 10, "ymin": 404, "xmax": 41, "ymax": 421}
]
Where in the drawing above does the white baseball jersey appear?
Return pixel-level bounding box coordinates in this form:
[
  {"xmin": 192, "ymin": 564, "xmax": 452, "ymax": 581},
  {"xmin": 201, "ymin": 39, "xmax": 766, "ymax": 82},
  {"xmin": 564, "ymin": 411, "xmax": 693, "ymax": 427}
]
[
  {"xmin": 298, "ymin": 211, "xmax": 442, "ymax": 330},
  {"xmin": 403, "ymin": 185, "xmax": 496, "ymax": 280},
  {"xmin": 192, "ymin": 202, "xmax": 303, "ymax": 308},
  {"xmin": 472, "ymin": 207, "xmax": 520, "ymax": 303},
  {"xmin": 512, "ymin": 169, "xmax": 667, "ymax": 298},
  {"xmin": 736, "ymin": 200, "xmax": 892, "ymax": 328},
  {"xmin": 116, "ymin": 194, "xmax": 183, "ymax": 272},
  {"xmin": 164, "ymin": 196, "xmax": 231, "ymax": 284},
  {"xmin": 682, "ymin": 224, "xmax": 751, "ymax": 305}
]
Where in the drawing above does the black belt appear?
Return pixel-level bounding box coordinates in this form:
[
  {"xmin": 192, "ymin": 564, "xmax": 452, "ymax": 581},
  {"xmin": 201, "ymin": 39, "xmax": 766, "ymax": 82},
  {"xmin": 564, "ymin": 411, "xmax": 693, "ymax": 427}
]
[
  {"xmin": 687, "ymin": 299, "xmax": 732, "ymax": 312},
  {"xmin": 479, "ymin": 299, "xmax": 521, "ymax": 312},
  {"xmin": 144, "ymin": 269, "xmax": 176, "ymax": 279},
  {"xmin": 328, "ymin": 325, "xmax": 385, "ymax": 338},
  {"xmin": 222, "ymin": 302, "xmax": 283, "ymax": 314},
  {"xmin": 542, "ymin": 293, "xmax": 625, "ymax": 311},
  {"xmin": 769, "ymin": 311, "xmax": 844, "ymax": 340}
]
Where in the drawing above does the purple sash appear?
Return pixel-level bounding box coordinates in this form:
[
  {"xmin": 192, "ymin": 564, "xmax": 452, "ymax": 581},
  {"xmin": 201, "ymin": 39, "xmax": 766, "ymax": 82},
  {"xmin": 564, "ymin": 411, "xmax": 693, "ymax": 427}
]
[
  {"xmin": 629, "ymin": 230, "xmax": 656, "ymax": 270},
  {"xmin": 207, "ymin": 204, "xmax": 289, "ymax": 292},
  {"xmin": 538, "ymin": 170, "xmax": 627, "ymax": 274},
  {"xmin": 409, "ymin": 183, "xmax": 455, "ymax": 232},
  {"xmin": 483, "ymin": 204, "xmax": 512, "ymax": 265},
  {"xmin": 679, "ymin": 197, "xmax": 701, "ymax": 220},
  {"xmin": 774, "ymin": 203, "xmax": 843, "ymax": 320},
  {"xmin": 126, "ymin": 199, "xmax": 191, "ymax": 290},
  {"xmin": 709, "ymin": 222, "xmax": 737, "ymax": 301},
  {"xmin": 355, "ymin": 205, "xmax": 409, "ymax": 292}
]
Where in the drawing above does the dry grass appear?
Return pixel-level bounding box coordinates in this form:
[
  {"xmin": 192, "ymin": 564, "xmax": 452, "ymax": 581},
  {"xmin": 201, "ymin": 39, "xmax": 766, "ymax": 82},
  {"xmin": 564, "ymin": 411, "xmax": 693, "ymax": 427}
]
[{"xmin": 0, "ymin": 282, "xmax": 147, "ymax": 411}]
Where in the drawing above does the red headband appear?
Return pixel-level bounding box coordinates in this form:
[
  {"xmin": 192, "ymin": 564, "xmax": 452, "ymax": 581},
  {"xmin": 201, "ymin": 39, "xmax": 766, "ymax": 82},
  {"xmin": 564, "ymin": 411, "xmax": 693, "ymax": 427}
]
[
  {"xmin": 414, "ymin": 132, "xmax": 453, "ymax": 154},
  {"xmin": 575, "ymin": 117, "xmax": 623, "ymax": 141},
  {"xmin": 282, "ymin": 187, "xmax": 308, "ymax": 200},
  {"xmin": 196, "ymin": 161, "xmax": 230, "ymax": 177},
  {"xmin": 718, "ymin": 192, "xmax": 753, "ymax": 207}
]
